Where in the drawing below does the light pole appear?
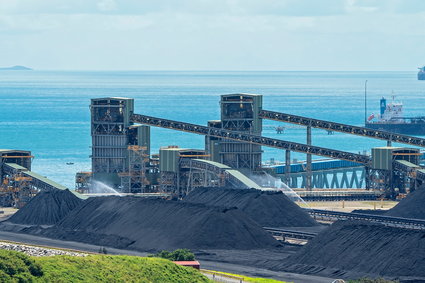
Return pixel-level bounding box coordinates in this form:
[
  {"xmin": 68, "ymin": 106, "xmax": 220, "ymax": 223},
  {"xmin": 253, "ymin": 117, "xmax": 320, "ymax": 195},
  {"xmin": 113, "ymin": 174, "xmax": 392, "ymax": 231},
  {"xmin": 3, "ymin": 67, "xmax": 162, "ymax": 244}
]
[{"xmin": 364, "ymin": 80, "xmax": 368, "ymax": 125}]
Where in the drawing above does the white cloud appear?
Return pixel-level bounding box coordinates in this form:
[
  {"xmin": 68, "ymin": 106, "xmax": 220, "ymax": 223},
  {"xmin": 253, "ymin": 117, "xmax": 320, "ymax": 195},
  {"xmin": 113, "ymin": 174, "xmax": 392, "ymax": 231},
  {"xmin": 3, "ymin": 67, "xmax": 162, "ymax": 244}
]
[
  {"xmin": 0, "ymin": 0, "xmax": 424, "ymax": 70},
  {"xmin": 97, "ymin": 0, "xmax": 117, "ymax": 12}
]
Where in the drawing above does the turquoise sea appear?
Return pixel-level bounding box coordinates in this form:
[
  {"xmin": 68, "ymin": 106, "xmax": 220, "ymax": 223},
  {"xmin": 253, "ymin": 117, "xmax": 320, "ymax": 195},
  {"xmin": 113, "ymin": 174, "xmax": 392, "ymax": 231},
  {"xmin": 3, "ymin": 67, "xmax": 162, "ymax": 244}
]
[{"xmin": 0, "ymin": 71, "xmax": 424, "ymax": 188}]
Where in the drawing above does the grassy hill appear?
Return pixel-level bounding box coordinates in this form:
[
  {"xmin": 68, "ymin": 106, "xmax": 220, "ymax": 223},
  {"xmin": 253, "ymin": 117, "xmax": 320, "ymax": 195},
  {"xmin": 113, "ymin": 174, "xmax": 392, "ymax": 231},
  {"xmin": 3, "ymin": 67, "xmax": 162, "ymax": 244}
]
[{"xmin": 0, "ymin": 249, "xmax": 209, "ymax": 282}]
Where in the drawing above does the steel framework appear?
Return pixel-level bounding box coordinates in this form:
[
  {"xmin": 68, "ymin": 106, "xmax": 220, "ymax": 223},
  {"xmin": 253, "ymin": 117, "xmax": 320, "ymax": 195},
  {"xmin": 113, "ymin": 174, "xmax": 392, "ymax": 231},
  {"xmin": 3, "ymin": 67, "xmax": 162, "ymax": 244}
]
[
  {"xmin": 160, "ymin": 171, "xmax": 177, "ymax": 193},
  {"xmin": 281, "ymin": 167, "xmax": 366, "ymax": 189},
  {"xmin": 219, "ymin": 94, "xmax": 262, "ymax": 170},
  {"xmin": 90, "ymin": 98, "xmax": 133, "ymax": 187},
  {"xmin": 259, "ymin": 109, "xmax": 425, "ymax": 147},
  {"xmin": 130, "ymin": 114, "xmax": 371, "ymax": 164},
  {"xmin": 119, "ymin": 145, "xmax": 149, "ymax": 193}
]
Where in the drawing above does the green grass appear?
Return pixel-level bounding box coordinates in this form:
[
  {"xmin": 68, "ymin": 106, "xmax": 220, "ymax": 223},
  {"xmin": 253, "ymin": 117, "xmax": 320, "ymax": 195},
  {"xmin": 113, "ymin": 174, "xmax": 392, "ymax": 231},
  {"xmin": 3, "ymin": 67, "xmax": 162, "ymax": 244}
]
[
  {"xmin": 0, "ymin": 249, "xmax": 210, "ymax": 282},
  {"xmin": 204, "ymin": 270, "xmax": 289, "ymax": 283},
  {"xmin": 348, "ymin": 279, "xmax": 398, "ymax": 283},
  {"xmin": 0, "ymin": 248, "xmax": 287, "ymax": 282}
]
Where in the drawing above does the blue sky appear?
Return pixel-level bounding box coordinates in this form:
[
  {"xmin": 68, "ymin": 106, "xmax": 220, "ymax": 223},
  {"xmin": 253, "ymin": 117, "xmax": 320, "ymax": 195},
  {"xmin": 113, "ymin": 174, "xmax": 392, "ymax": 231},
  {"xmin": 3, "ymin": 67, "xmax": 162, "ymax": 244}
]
[{"xmin": 0, "ymin": 0, "xmax": 424, "ymax": 70}]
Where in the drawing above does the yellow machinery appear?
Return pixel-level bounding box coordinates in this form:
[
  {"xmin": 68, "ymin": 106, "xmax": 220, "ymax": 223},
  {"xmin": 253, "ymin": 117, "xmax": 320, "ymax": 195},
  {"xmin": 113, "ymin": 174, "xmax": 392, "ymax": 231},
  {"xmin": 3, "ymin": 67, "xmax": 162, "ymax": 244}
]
[{"xmin": 0, "ymin": 174, "xmax": 36, "ymax": 208}]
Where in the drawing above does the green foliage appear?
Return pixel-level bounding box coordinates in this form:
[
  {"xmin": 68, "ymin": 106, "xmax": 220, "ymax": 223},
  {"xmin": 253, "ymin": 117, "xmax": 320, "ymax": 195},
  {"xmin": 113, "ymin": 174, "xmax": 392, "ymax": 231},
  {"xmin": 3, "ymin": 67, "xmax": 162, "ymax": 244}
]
[
  {"xmin": 208, "ymin": 270, "xmax": 287, "ymax": 283},
  {"xmin": 150, "ymin": 249, "xmax": 195, "ymax": 261},
  {"xmin": 0, "ymin": 249, "xmax": 43, "ymax": 282},
  {"xmin": 348, "ymin": 279, "xmax": 399, "ymax": 283},
  {"xmin": 98, "ymin": 247, "xmax": 108, "ymax": 254},
  {"xmin": 0, "ymin": 250, "xmax": 209, "ymax": 282},
  {"xmin": 35, "ymin": 254, "xmax": 208, "ymax": 283}
]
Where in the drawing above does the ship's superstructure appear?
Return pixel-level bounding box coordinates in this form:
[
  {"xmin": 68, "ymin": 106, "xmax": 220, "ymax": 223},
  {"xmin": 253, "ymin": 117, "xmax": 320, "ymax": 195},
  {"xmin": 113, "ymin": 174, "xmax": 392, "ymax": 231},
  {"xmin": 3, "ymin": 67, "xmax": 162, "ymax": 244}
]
[
  {"xmin": 418, "ymin": 66, "xmax": 425, "ymax": 80},
  {"xmin": 366, "ymin": 96, "xmax": 425, "ymax": 135},
  {"xmin": 374, "ymin": 96, "xmax": 403, "ymax": 122}
]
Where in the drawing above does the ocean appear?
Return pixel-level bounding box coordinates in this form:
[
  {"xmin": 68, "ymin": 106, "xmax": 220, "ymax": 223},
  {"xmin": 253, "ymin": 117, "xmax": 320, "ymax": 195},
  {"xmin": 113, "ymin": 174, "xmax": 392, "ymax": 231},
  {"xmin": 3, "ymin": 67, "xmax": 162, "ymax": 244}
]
[{"xmin": 0, "ymin": 71, "xmax": 424, "ymax": 188}]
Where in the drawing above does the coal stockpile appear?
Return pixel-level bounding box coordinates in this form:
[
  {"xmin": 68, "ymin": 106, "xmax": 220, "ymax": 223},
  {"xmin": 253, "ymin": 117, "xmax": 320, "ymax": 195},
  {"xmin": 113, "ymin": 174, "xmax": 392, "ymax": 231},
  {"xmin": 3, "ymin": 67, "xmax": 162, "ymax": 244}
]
[
  {"xmin": 386, "ymin": 187, "xmax": 425, "ymax": 220},
  {"xmin": 184, "ymin": 187, "xmax": 318, "ymax": 227},
  {"xmin": 280, "ymin": 220, "xmax": 425, "ymax": 279},
  {"xmin": 8, "ymin": 189, "xmax": 83, "ymax": 225},
  {"xmin": 37, "ymin": 196, "xmax": 280, "ymax": 251}
]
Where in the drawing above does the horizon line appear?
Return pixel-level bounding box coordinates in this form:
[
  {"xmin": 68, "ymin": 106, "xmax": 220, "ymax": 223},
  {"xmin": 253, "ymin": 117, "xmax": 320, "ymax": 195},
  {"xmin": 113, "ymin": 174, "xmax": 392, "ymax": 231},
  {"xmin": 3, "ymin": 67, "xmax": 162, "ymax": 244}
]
[{"xmin": 5, "ymin": 68, "xmax": 421, "ymax": 72}]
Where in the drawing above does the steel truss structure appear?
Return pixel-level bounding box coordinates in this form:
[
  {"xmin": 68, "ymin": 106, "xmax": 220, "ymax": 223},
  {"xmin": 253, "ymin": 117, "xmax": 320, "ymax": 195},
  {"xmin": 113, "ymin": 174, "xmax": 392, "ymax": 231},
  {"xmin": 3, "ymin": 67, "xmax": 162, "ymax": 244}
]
[
  {"xmin": 392, "ymin": 160, "xmax": 425, "ymax": 192},
  {"xmin": 160, "ymin": 158, "xmax": 260, "ymax": 197},
  {"xmin": 90, "ymin": 98, "xmax": 132, "ymax": 185},
  {"xmin": 160, "ymin": 171, "xmax": 177, "ymax": 193},
  {"xmin": 308, "ymin": 209, "xmax": 425, "ymax": 230},
  {"xmin": 281, "ymin": 167, "xmax": 366, "ymax": 189},
  {"xmin": 219, "ymin": 94, "xmax": 262, "ymax": 170},
  {"xmin": 119, "ymin": 145, "xmax": 150, "ymax": 193},
  {"xmin": 259, "ymin": 110, "xmax": 425, "ymax": 147},
  {"xmin": 179, "ymin": 159, "xmax": 224, "ymax": 196},
  {"xmin": 130, "ymin": 114, "xmax": 371, "ymax": 164}
]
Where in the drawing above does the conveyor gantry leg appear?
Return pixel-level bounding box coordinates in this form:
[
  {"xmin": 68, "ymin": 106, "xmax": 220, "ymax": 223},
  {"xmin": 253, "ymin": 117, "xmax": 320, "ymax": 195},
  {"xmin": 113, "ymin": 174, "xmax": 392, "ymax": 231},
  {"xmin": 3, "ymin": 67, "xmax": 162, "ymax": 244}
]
[
  {"xmin": 285, "ymin": 150, "xmax": 291, "ymax": 186},
  {"xmin": 306, "ymin": 126, "xmax": 312, "ymax": 191}
]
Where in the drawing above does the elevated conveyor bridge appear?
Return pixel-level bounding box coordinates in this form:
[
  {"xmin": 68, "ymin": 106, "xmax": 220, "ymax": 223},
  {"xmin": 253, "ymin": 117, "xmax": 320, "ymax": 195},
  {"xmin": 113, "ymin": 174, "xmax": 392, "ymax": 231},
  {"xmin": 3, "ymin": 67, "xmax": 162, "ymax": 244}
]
[
  {"xmin": 259, "ymin": 110, "xmax": 425, "ymax": 148},
  {"xmin": 2, "ymin": 163, "xmax": 85, "ymax": 200},
  {"xmin": 392, "ymin": 160, "xmax": 425, "ymax": 189},
  {"xmin": 130, "ymin": 114, "xmax": 371, "ymax": 165},
  {"xmin": 179, "ymin": 158, "xmax": 261, "ymax": 190},
  {"xmin": 308, "ymin": 208, "xmax": 425, "ymax": 230}
]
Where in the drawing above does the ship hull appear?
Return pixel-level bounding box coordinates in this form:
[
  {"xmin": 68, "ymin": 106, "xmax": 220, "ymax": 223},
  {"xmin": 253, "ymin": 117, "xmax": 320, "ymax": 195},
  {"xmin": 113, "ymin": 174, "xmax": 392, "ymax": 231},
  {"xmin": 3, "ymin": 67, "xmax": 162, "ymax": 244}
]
[
  {"xmin": 365, "ymin": 123, "xmax": 425, "ymax": 135},
  {"xmin": 418, "ymin": 72, "xmax": 425, "ymax": 80}
]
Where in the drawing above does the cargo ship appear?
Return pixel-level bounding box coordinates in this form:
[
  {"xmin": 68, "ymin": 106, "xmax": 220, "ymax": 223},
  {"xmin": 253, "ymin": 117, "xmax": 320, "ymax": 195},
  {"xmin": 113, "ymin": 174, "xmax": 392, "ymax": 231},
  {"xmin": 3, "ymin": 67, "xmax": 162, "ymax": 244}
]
[
  {"xmin": 419, "ymin": 66, "xmax": 425, "ymax": 80},
  {"xmin": 365, "ymin": 96, "xmax": 425, "ymax": 135}
]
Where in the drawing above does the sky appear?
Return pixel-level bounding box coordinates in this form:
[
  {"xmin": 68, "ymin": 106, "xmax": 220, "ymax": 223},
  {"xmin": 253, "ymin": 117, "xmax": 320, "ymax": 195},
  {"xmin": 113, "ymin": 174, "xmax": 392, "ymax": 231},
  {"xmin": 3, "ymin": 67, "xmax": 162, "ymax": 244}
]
[{"xmin": 0, "ymin": 0, "xmax": 424, "ymax": 71}]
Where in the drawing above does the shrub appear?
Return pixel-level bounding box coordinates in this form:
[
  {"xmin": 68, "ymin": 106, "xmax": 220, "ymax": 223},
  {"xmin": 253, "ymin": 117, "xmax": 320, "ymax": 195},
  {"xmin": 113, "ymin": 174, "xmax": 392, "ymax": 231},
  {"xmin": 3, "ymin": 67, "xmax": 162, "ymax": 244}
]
[{"xmin": 150, "ymin": 249, "xmax": 195, "ymax": 261}]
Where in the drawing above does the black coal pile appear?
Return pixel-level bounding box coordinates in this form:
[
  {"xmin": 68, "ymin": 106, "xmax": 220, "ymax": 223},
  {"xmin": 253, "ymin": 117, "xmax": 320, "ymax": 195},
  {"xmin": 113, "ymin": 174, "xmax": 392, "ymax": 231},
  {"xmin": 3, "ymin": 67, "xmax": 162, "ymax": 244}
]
[
  {"xmin": 279, "ymin": 220, "xmax": 425, "ymax": 278},
  {"xmin": 34, "ymin": 196, "xmax": 280, "ymax": 251},
  {"xmin": 9, "ymin": 189, "xmax": 83, "ymax": 225},
  {"xmin": 386, "ymin": 186, "xmax": 425, "ymax": 219},
  {"xmin": 184, "ymin": 187, "xmax": 318, "ymax": 227}
]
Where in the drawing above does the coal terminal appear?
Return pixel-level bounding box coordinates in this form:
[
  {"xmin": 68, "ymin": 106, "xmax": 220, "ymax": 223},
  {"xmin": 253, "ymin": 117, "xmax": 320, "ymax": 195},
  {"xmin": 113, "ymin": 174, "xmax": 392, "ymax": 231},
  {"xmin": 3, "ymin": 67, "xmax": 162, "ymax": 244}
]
[{"xmin": 3, "ymin": 186, "xmax": 425, "ymax": 282}]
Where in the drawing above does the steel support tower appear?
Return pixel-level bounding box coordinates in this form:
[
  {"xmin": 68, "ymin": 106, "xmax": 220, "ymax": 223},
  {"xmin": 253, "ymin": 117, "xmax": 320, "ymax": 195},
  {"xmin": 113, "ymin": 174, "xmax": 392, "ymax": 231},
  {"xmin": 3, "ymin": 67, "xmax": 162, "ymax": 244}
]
[
  {"xmin": 119, "ymin": 145, "xmax": 149, "ymax": 193},
  {"xmin": 90, "ymin": 97, "xmax": 151, "ymax": 192},
  {"xmin": 91, "ymin": 97, "xmax": 134, "ymax": 188},
  {"xmin": 218, "ymin": 94, "xmax": 263, "ymax": 171}
]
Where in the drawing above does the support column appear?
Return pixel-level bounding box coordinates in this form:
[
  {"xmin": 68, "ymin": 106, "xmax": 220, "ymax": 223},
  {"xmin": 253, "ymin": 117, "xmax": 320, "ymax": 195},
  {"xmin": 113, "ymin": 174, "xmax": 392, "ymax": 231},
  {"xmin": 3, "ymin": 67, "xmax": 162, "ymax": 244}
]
[
  {"xmin": 285, "ymin": 150, "xmax": 291, "ymax": 186},
  {"xmin": 387, "ymin": 140, "xmax": 392, "ymax": 147},
  {"xmin": 306, "ymin": 126, "xmax": 312, "ymax": 191},
  {"xmin": 364, "ymin": 166, "xmax": 370, "ymax": 190}
]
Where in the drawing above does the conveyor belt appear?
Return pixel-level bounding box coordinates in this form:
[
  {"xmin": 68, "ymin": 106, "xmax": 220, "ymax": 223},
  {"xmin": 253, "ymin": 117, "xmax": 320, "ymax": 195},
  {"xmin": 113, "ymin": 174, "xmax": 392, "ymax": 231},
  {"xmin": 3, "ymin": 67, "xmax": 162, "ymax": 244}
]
[
  {"xmin": 2, "ymin": 163, "xmax": 85, "ymax": 199},
  {"xmin": 417, "ymin": 169, "xmax": 425, "ymax": 182},
  {"xmin": 307, "ymin": 209, "xmax": 425, "ymax": 229},
  {"xmin": 393, "ymin": 160, "xmax": 420, "ymax": 175},
  {"xmin": 179, "ymin": 159, "xmax": 262, "ymax": 189},
  {"xmin": 263, "ymin": 227, "xmax": 317, "ymax": 242},
  {"xmin": 130, "ymin": 114, "xmax": 371, "ymax": 165},
  {"xmin": 392, "ymin": 160, "xmax": 425, "ymax": 183},
  {"xmin": 260, "ymin": 110, "xmax": 425, "ymax": 147}
]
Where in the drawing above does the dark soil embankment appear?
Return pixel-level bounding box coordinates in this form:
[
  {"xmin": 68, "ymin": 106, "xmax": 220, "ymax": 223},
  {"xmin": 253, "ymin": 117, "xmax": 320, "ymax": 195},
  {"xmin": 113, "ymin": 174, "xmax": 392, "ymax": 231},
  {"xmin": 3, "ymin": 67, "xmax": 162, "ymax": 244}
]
[
  {"xmin": 278, "ymin": 220, "xmax": 425, "ymax": 279},
  {"xmin": 31, "ymin": 196, "xmax": 280, "ymax": 251},
  {"xmin": 184, "ymin": 187, "xmax": 318, "ymax": 227},
  {"xmin": 386, "ymin": 187, "xmax": 425, "ymax": 219},
  {"xmin": 9, "ymin": 189, "xmax": 83, "ymax": 225}
]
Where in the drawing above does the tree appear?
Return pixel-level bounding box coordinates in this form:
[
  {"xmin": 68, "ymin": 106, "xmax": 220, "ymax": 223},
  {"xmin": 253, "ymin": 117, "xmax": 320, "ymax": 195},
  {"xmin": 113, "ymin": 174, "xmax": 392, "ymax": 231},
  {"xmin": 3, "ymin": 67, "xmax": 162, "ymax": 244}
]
[{"xmin": 150, "ymin": 249, "xmax": 195, "ymax": 261}]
